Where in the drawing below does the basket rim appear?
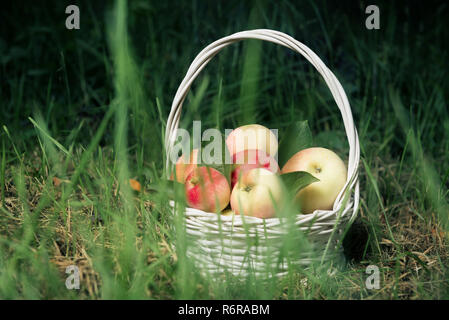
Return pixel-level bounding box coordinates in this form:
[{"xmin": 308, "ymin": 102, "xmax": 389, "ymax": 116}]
[{"xmin": 169, "ymin": 191, "xmax": 356, "ymax": 226}]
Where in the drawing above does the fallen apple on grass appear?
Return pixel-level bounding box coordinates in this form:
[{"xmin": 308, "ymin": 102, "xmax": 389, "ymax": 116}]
[
  {"xmin": 185, "ymin": 166, "xmax": 230, "ymax": 212},
  {"xmin": 231, "ymin": 149, "xmax": 279, "ymax": 188},
  {"xmin": 230, "ymin": 168, "xmax": 283, "ymax": 219},
  {"xmin": 226, "ymin": 124, "xmax": 278, "ymax": 157},
  {"xmin": 281, "ymin": 147, "xmax": 347, "ymax": 213}
]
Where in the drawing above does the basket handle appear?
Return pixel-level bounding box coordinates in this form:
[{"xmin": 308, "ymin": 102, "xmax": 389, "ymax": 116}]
[{"xmin": 165, "ymin": 29, "xmax": 360, "ymax": 210}]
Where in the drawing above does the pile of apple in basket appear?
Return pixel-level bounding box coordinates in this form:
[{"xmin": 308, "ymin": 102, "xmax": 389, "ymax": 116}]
[{"xmin": 170, "ymin": 123, "xmax": 347, "ymax": 218}]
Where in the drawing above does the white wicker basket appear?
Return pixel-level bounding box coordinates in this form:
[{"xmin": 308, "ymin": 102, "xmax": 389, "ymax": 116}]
[{"xmin": 165, "ymin": 29, "xmax": 360, "ymax": 278}]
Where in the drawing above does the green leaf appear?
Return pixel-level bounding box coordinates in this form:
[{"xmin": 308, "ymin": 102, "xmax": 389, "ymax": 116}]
[
  {"xmin": 278, "ymin": 120, "xmax": 313, "ymax": 168},
  {"xmin": 279, "ymin": 171, "xmax": 319, "ymax": 197}
]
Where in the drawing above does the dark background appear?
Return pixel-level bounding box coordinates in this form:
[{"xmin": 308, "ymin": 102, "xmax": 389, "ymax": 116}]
[{"xmin": 1, "ymin": 1, "xmax": 447, "ymax": 153}]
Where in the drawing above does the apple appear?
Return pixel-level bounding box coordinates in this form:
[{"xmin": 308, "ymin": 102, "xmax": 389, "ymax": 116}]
[
  {"xmin": 231, "ymin": 149, "xmax": 280, "ymax": 188},
  {"xmin": 281, "ymin": 147, "xmax": 347, "ymax": 213},
  {"xmin": 170, "ymin": 149, "xmax": 199, "ymax": 183},
  {"xmin": 226, "ymin": 124, "xmax": 278, "ymax": 157},
  {"xmin": 230, "ymin": 168, "xmax": 283, "ymax": 219},
  {"xmin": 185, "ymin": 166, "xmax": 230, "ymax": 212}
]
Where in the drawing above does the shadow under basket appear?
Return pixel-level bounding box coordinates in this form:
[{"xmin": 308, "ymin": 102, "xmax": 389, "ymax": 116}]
[{"xmin": 165, "ymin": 29, "xmax": 360, "ymax": 278}]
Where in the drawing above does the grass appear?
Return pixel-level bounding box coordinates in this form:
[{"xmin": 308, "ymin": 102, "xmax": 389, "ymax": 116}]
[{"xmin": 0, "ymin": 0, "xmax": 448, "ymax": 299}]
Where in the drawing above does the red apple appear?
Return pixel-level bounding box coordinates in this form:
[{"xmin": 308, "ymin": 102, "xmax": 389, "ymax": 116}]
[
  {"xmin": 231, "ymin": 149, "xmax": 279, "ymax": 188},
  {"xmin": 185, "ymin": 166, "xmax": 230, "ymax": 213}
]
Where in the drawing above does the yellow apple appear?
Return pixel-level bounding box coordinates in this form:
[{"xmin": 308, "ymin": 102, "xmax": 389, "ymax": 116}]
[
  {"xmin": 230, "ymin": 168, "xmax": 283, "ymax": 219},
  {"xmin": 226, "ymin": 124, "xmax": 278, "ymax": 157},
  {"xmin": 281, "ymin": 147, "xmax": 347, "ymax": 213}
]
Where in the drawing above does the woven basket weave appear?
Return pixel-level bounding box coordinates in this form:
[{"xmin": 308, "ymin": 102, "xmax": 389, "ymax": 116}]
[{"xmin": 165, "ymin": 29, "xmax": 360, "ymax": 277}]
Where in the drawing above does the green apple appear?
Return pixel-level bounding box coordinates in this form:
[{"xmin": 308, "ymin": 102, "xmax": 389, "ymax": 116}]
[
  {"xmin": 230, "ymin": 168, "xmax": 283, "ymax": 219},
  {"xmin": 281, "ymin": 147, "xmax": 347, "ymax": 213}
]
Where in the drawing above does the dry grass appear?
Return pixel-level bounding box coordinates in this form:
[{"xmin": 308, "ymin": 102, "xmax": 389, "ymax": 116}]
[{"xmin": 1, "ymin": 153, "xmax": 448, "ymax": 299}]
